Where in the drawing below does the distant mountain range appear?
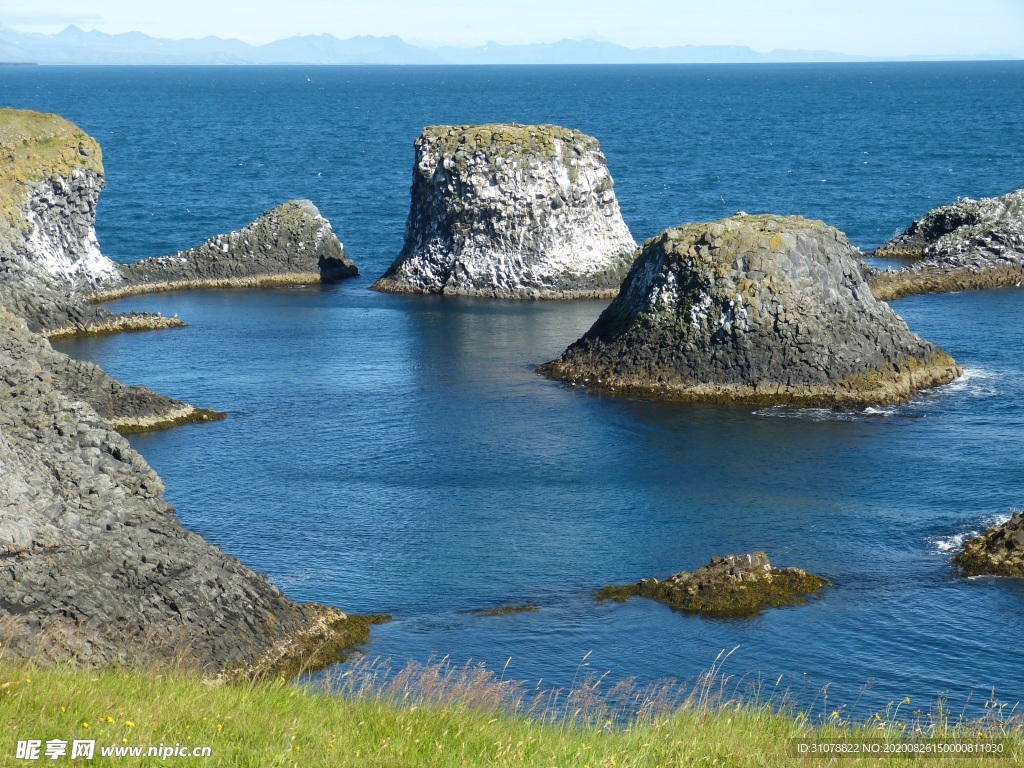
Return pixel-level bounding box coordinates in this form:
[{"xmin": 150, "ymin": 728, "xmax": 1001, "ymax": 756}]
[{"xmin": 0, "ymin": 26, "xmax": 1016, "ymax": 66}]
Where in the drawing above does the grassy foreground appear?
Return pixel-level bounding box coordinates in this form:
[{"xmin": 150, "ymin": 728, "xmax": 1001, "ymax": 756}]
[{"xmin": 0, "ymin": 658, "xmax": 1020, "ymax": 767}]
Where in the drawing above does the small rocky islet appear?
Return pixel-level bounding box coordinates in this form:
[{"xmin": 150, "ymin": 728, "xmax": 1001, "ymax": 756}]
[
  {"xmin": 953, "ymin": 513, "xmax": 1024, "ymax": 578},
  {"xmin": 868, "ymin": 187, "xmax": 1024, "ymax": 300},
  {"xmin": 540, "ymin": 214, "xmax": 962, "ymax": 407},
  {"xmin": 598, "ymin": 552, "xmax": 827, "ymax": 617},
  {"xmin": 372, "ymin": 123, "xmax": 637, "ymax": 299}
]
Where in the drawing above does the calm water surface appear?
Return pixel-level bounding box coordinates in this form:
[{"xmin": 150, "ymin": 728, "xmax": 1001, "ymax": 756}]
[{"xmin": 4, "ymin": 63, "xmax": 1023, "ymax": 714}]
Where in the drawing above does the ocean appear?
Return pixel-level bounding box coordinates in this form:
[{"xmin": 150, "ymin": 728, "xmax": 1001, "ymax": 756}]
[{"xmin": 5, "ymin": 62, "xmax": 1024, "ymax": 716}]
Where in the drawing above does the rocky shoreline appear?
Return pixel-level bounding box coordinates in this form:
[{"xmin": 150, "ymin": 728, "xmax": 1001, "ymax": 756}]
[
  {"xmin": 0, "ymin": 108, "xmax": 372, "ymax": 676},
  {"xmin": 3, "ymin": 103, "xmax": 1022, "ymax": 679},
  {"xmin": 92, "ymin": 199, "xmax": 357, "ymax": 302}
]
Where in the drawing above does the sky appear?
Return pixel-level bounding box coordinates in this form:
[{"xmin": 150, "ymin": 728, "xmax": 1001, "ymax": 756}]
[{"xmin": 3, "ymin": 0, "xmax": 1023, "ymax": 58}]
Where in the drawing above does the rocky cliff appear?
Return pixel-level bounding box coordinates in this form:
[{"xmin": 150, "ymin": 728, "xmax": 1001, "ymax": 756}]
[
  {"xmin": 0, "ymin": 308, "xmax": 366, "ymax": 675},
  {"xmin": 0, "ymin": 110, "xmax": 369, "ymax": 675},
  {"xmin": 93, "ymin": 199, "xmax": 358, "ymax": 301},
  {"xmin": 372, "ymin": 124, "xmax": 636, "ymax": 298},
  {"xmin": 540, "ymin": 214, "xmax": 961, "ymax": 407},
  {"xmin": 869, "ymin": 188, "xmax": 1024, "ymax": 300},
  {"xmin": 0, "ymin": 108, "xmax": 183, "ymax": 338}
]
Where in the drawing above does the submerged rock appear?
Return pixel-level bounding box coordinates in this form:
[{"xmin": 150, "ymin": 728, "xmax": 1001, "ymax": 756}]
[
  {"xmin": 0, "ymin": 308, "xmax": 366, "ymax": 676},
  {"xmin": 94, "ymin": 199, "xmax": 358, "ymax": 301},
  {"xmin": 372, "ymin": 123, "xmax": 637, "ymax": 298},
  {"xmin": 540, "ymin": 214, "xmax": 961, "ymax": 407},
  {"xmin": 869, "ymin": 188, "xmax": 1024, "ymax": 300},
  {"xmin": 598, "ymin": 552, "xmax": 827, "ymax": 616},
  {"xmin": 953, "ymin": 513, "xmax": 1024, "ymax": 578}
]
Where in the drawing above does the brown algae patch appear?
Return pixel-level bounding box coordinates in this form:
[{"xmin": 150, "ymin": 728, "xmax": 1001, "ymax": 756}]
[
  {"xmin": 113, "ymin": 406, "xmax": 226, "ymax": 435},
  {"xmin": 462, "ymin": 605, "xmax": 539, "ymax": 617},
  {"xmin": 43, "ymin": 314, "xmax": 187, "ymax": 341},
  {"xmin": 229, "ymin": 608, "xmax": 392, "ymax": 682},
  {"xmin": 88, "ymin": 273, "xmax": 324, "ymax": 303},
  {"xmin": 541, "ymin": 352, "xmax": 961, "ymax": 409},
  {"xmin": 869, "ymin": 265, "xmax": 1024, "ymax": 301}
]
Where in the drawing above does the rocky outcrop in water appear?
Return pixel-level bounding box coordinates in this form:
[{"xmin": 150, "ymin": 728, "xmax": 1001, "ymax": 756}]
[
  {"xmin": 540, "ymin": 214, "xmax": 961, "ymax": 407},
  {"xmin": 94, "ymin": 199, "xmax": 357, "ymax": 301},
  {"xmin": 372, "ymin": 124, "xmax": 636, "ymax": 298},
  {"xmin": 0, "ymin": 108, "xmax": 183, "ymax": 338},
  {"xmin": 869, "ymin": 189, "xmax": 1024, "ymax": 300},
  {"xmin": 598, "ymin": 552, "xmax": 827, "ymax": 616},
  {"xmin": 953, "ymin": 513, "xmax": 1024, "ymax": 578},
  {"xmin": 0, "ymin": 307, "xmax": 364, "ymax": 676}
]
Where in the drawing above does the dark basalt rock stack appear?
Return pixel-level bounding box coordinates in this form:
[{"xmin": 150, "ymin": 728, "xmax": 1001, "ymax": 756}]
[
  {"xmin": 96, "ymin": 199, "xmax": 358, "ymax": 300},
  {"xmin": 953, "ymin": 513, "xmax": 1024, "ymax": 578},
  {"xmin": 540, "ymin": 214, "xmax": 961, "ymax": 407},
  {"xmin": 869, "ymin": 188, "xmax": 1024, "ymax": 300},
  {"xmin": 598, "ymin": 552, "xmax": 827, "ymax": 616}
]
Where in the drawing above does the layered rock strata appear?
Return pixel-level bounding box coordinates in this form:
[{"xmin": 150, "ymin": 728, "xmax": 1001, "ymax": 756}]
[
  {"xmin": 953, "ymin": 513, "xmax": 1024, "ymax": 578},
  {"xmin": 0, "ymin": 308, "xmax": 362, "ymax": 676},
  {"xmin": 0, "ymin": 108, "xmax": 183, "ymax": 337},
  {"xmin": 372, "ymin": 123, "xmax": 636, "ymax": 298},
  {"xmin": 93, "ymin": 200, "xmax": 358, "ymax": 301},
  {"xmin": 598, "ymin": 552, "xmax": 827, "ymax": 616},
  {"xmin": 869, "ymin": 189, "xmax": 1024, "ymax": 300},
  {"xmin": 540, "ymin": 214, "xmax": 961, "ymax": 407}
]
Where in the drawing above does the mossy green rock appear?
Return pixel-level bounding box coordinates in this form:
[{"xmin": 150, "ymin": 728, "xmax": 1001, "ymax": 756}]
[
  {"xmin": 598, "ymin": 552, "xmax": 827, "ymax": 617},
  {"xmin": 953, "ymin": 512, "xmax": 1024, "ymax": 578},
  {"xmin": 0, "ymin": 108, "xmax": 102, "ymax": 230},
  {"xmin": 541, "ymin": 214, "xmax": 961, "ymax": 407}
]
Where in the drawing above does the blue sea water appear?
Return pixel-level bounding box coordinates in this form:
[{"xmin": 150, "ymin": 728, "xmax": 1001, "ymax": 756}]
[{"xmin": 5, "ymin": 63, "xmax": 1024, "ymax": 717}]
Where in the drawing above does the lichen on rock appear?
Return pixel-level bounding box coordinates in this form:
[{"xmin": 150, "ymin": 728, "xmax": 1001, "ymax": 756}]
[
  {"xmin": 869, "ymin": 188, "xmax": 1024, "ymax": 300},
  {"xmin": 597, "ymin": 552, "xmax": 827, "ymax": 617},
  {"xmin": 372, "ymin": 123, "xmax": 637, "ymax": 299},
  {"xmin": 953, "ymin": 512, "xmax": 1024, "ymax": 578},
  {"xmin": 540, "ymin": 214, "xmax": 961, "ymax": 407}
]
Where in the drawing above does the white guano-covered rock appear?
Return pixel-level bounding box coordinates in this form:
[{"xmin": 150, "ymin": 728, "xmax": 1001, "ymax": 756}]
[{"xmin": 373, "ymin": 123, "xmax": 637, "ymax": 299}]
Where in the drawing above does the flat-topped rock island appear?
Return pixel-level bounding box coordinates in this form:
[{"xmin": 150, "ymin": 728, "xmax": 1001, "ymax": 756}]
[{"xmin": 373, "ymin": 123, "xmax": 637, "ymax": 299}]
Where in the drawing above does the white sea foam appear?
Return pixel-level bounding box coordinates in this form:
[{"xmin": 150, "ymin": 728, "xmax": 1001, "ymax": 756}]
[
  {"xmin": 917, "ymin": 366, "xmax": 1000, "ymax": 401},
  {"xmin": 929, "ymin": 511, "xmax": 1014, "ymax": 554},
  {"xmin": 753, "ymin": 405, "xmax": 897, "ymax": 421}
]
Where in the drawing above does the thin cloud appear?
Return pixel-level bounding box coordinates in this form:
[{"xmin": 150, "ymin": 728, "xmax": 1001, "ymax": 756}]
[{"xmin": 1, "ymin": 12, "xmax": 105, "ymax": 27}]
